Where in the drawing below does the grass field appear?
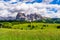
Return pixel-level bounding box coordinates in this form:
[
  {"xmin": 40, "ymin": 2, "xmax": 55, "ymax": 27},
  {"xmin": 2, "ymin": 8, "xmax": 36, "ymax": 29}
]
[
  {"xmin": 1, "ymin": 22, "xmax": 60, "ymax": 30},
  {"xmin": 0, "ymin": 23, "xmax": 60, "ymax": 40},
  {"xmin": 11, "ymin": 23, "xmax": 60, "ymax": 30},
  {"xmin": 0, "ymin": 28, "xmax": 60, "ymax": 40}
]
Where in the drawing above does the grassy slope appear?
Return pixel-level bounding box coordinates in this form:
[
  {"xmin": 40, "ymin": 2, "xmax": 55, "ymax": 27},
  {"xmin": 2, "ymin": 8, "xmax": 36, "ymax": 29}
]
[
  {"xmin": 1, "ymin": 22, "xmax": 60, "ymax": 29},
  {"xmin": 0, "ymin": 23, "xmax": 60, "ymax": 40},
  {"xmin": 0, "ymin": 28, "xmax": 60, "ymax": 40},
  {"xmin": 12, "ymin": 23, "xmax": 60, "ymax": 30}
]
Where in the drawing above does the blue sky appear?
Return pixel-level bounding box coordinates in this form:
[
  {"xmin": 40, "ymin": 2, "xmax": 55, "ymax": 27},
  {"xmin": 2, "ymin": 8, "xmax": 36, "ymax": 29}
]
[
  {"xmin": 0, "ymin": 0, "xmax": 60, "ymax": 18},
  {"xmin": 50, "ymin": 0, "xmax": 60, "ymax": 5},
  {"xmin": 2, "ymin": 0, "xmax": 60, "ymax": 13},
  {"xmin": 3, "ymin": 0, "xmax": 60, "ymax": 5}
]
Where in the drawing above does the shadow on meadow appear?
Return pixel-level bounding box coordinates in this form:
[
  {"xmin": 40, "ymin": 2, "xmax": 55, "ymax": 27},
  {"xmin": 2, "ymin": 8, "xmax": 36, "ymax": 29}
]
[{"xmin": 0, "ymin": 22, "xmax": 60, "ymax": 30}]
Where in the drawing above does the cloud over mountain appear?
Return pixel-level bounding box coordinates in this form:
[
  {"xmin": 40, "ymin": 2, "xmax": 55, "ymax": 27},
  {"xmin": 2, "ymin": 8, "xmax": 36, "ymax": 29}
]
[
  {"xmin": 42, "ymin": 0, "xmax": 53, "ymax": 4},
  {"xmin": 0, "ymin": 0, "xmax": 60, "ymax": 20}
]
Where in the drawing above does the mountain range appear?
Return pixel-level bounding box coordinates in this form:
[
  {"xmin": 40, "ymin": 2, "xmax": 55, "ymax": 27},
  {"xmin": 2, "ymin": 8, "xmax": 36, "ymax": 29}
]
[{"xmin": 0, "ymin": 0, "xmax": 60, "ymax": 21}]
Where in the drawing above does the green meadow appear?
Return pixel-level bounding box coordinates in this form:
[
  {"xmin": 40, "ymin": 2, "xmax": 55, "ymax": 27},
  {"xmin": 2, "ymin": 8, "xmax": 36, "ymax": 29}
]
[
  {"xmin": 0, "ymin": 28, "xmax": 60, "ymax": 40},
  {"xmin": 0, "ymin": 22, "xmax": 60, "ymax": 40},
  {"xmin": 0, "ymin": 22, "xmax": 60, "ymax": 30}
]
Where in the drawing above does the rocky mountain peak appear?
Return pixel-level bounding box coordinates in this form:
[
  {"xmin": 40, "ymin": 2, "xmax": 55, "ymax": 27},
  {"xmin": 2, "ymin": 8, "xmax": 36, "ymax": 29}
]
[{"xmin": 16, "ymin": 12, "xmax": 43, "ymax": 21}]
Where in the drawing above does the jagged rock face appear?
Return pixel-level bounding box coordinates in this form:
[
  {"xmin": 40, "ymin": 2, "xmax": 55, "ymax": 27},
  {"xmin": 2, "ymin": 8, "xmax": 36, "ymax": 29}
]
[
  {"xmin": 16, "ymin": 12, "xmax": 26, "ymax": 21},
  {"xmin": 27, "ymin": 13, "xmax": 42, "ymax": 21},
  {"xmin": 16, "ymin": 12, "xmax": 43, "ymax": 21}
]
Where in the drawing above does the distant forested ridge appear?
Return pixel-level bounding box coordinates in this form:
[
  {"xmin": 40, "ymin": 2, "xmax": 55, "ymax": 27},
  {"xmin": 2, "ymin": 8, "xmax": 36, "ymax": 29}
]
[
  {"xmin": 0, "ymin": 18, "xmax": 60, "ymax": 23},
  {"xmin": 0, "ymin": 12, "xmax": 60, "ymax": 23}
]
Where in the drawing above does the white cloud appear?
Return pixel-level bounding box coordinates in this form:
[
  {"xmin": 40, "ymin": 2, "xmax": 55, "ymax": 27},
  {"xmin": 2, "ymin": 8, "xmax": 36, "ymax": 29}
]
[
  {"xmin": 10, "ymin": 0, "xmax": 17, "ymax": 2},
  {"xmin": 42, "ymin": 0, "xmax": 54, "ymax": 4},
  {"xmin": 0, "ymin": 0, "xmax": 60, "ymax": 20},
  {"xmin": 21, "ymin": 0, "xmax": 35, "ymax": 2},
  {"xmin": 0, "ymin": 0, "xmax": 35, "ymax": 3}
]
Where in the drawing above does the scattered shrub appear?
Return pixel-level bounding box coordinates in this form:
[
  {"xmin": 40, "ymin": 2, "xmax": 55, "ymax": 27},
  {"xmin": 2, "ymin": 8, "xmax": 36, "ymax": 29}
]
[
  {"xmin": 43, "ymin": 25, "xmax": 46, "ymax": 27},
  {"xmin": 21, "ymin": 28, "xmax": 23, "ymax": 30},
  {"xmin": 57, "ymin": 26, "xmax": 60, "ymax": 29},
  {"xmin": 32, "ymin": 25, "xmax": 35, "ymax": 28},
  {"xmin": 0, "ymin": 23, "xmax": 3, "ymax": 28},
  {"xmin": 30, "ymin": 25, "xmax": 35, "ymax": 29},
  {"xmin": 41, "ymin": 27, "xmax": 43, "ymax": 29},
  {"xmin": 28, "ymin": 25, "xmax": 31, "ymax": 27}
]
